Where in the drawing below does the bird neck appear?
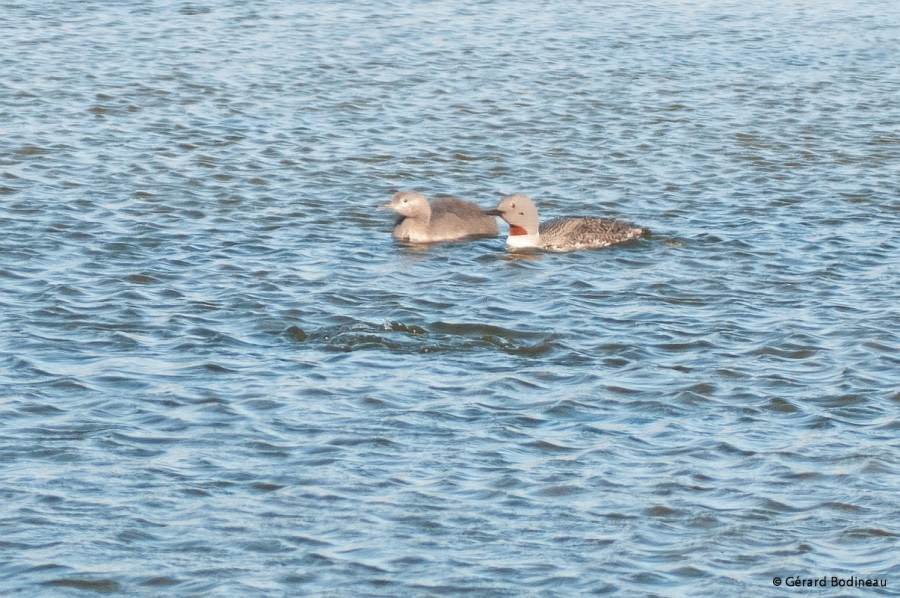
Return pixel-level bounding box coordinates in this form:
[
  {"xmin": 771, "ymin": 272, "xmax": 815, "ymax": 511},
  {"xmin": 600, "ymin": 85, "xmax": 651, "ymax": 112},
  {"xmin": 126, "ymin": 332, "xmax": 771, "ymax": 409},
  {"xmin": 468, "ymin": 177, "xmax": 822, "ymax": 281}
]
[
  {"xmin": 405, "ymin": 209, "xmax": 431, "ymax": 225},
  {"xmin": 506, "ymin": 231, "xmax": 540, "ymax": 248}
]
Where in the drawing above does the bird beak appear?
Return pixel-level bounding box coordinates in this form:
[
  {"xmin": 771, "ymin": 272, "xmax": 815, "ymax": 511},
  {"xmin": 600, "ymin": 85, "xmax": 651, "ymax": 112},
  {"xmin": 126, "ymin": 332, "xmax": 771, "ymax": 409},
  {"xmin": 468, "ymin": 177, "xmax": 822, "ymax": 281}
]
[
  {"xmin": 378, "ymin": 202, "xmax": 394, "ymax": 210},
  {"xmin": 483, "ymin": 209, "xmax": 504, "ymax": 216}
]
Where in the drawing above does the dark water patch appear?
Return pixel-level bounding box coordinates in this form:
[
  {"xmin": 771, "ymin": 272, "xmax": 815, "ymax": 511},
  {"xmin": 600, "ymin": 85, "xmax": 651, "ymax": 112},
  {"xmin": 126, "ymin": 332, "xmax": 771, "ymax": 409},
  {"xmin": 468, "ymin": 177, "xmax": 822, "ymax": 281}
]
[
  {"xmin": 300, "ymin": 320, "xmax": 561, "ymax": 357},
  {"xmin": 841, "ymin": 527, "xmax": 896, "ymax": 539},
  {"xmin": 763, "ymin": 398, "xmax": 801, "ymax": 414},
  {"xmin": 139, "ymin": 576, "xmax": 181, "ymax": 588},
  {"xmin": 284, "ymin": 325, "xmax": 308, "ymax": 342},
  {"xmin": 43, "ymin": 578, "xmax": 122, "ymax": 593}
]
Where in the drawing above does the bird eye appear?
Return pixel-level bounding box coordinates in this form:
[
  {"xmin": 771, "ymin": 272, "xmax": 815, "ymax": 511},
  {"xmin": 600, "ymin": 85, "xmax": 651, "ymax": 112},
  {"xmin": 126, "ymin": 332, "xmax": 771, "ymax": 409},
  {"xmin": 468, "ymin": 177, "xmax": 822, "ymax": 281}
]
[
  {"xmin": 511, "ymin": 203, "xmax": 516, "ymax": 209},
  {"xmin": 403, "ymin": 198, "xmax": 408, "ymax": 203}
]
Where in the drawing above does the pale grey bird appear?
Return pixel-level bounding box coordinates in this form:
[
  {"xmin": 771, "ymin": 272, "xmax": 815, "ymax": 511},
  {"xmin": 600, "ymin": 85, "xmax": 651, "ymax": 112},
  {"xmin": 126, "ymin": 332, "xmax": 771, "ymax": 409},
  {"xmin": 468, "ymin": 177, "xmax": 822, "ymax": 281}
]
[
  {"xmin": 485, "ymin": 193, "xmax": 649, "ymax": 252},
  {"xmin": 380, "ymin": 190, "xmax": 498, "ymax": 243}
]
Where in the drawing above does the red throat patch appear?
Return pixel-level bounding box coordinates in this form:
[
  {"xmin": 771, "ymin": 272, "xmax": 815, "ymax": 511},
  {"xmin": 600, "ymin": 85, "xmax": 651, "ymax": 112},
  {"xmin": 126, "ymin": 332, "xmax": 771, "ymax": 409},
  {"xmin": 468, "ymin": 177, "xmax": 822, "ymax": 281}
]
[{"xmin": 508, "ymin": 225, "xmax": 529, "ymax": 236}]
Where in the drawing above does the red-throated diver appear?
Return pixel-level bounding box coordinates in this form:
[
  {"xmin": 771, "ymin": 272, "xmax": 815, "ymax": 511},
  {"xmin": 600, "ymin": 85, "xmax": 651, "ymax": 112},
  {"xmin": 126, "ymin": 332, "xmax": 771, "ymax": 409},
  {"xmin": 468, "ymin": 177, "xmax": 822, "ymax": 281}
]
[
  {"xmin": 485, "ymin": 193, "xmax": 648, "ymax": 252},
  {"xmin": 380, "ymin": 191, "xmax": 498, "ymax": 243}
]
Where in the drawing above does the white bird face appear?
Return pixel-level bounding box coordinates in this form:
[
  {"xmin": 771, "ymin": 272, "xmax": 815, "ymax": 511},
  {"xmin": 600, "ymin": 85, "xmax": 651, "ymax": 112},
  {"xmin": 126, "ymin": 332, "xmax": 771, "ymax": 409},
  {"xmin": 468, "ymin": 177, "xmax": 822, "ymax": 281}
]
[
  {"xmin": 379, "ymin": 191, "xmax": 428, "ymax": 218},
  {"xmin": 485, "ymin": 193, "xmax": 539, "ymax": 234}
]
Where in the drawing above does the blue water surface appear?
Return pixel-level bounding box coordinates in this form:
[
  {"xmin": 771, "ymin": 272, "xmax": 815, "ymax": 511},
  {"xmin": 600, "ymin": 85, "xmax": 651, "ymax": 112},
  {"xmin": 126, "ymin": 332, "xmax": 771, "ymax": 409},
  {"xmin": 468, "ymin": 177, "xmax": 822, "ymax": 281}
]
[{"xmin": 1, "ymin": 1, "xmax": 898, "ymax": 595}]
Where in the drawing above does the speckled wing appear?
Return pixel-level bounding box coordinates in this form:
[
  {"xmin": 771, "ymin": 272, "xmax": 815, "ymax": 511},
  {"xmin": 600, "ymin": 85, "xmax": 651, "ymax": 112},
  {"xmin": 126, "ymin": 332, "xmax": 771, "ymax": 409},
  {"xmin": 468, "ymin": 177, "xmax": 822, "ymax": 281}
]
[{"xmin": 539, "ymin": 217, "xmax": 647, "ymax": 251}]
